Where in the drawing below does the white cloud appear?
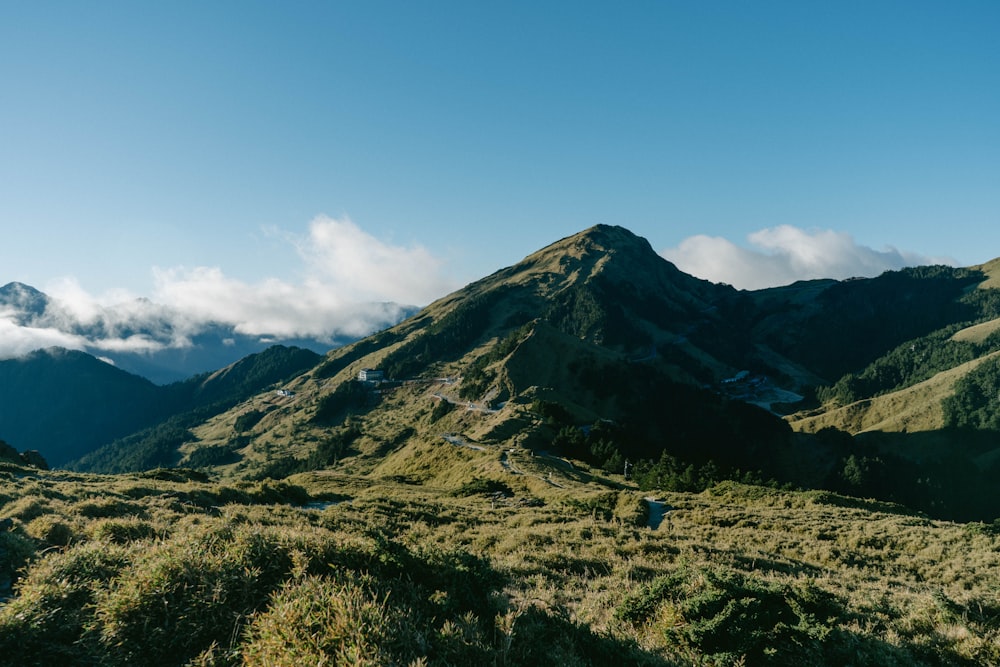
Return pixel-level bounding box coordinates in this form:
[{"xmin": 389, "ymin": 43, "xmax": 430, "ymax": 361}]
[
  {"xmin": 0, "ymin": 317, "xmax": 88, "ymax": 359},
  {"xmin": 292, "ymin": 215, "xmax": 453, "ymax": 305},
  {"xmin": 0, "ymin": 216, "xmax": 457, "ymax": 362},
  {"xmin": 150, "ymin": 266, "xmax": 412, "ymax": 340},
  {"xmin": 660, "ymin": 225, "xmax": 955, "ymax": 290},
  {"xmin": 146, "ymin": 215, "xmax": 455, "ymax": 341}
]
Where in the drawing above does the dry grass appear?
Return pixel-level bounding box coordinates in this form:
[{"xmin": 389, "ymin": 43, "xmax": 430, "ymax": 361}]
[
  {"xmin": 789, "ymin": 352, "xmax": 1000, "ymax": 435},
  {"xmin": 2, "ymin": 455, "xmax": 999, "ymax": 665}
]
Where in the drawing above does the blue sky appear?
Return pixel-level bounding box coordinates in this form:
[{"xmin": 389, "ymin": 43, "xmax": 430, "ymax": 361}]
[{"xmin": 2, "ymin": 1, "xmax": 999, "ymax": 348}]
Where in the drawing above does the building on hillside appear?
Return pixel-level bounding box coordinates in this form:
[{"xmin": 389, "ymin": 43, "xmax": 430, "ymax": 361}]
[
  {"xmin": 358, "ymin": 368, "xmax": 384, "ymax": 384},
  {"xmin": 722, "ymin": 370, "xmax": 750, "ymax": 384}
]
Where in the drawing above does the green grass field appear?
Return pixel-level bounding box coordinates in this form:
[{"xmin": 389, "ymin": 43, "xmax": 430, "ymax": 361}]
[{"xmin": 2, "ymin": 456, "xmax": 998, "ymax": 666}]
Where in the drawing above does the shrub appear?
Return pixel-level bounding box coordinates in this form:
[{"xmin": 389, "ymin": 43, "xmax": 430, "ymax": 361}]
[
  {"xmin": 615, "ymin": 566, "xmax": 848, "ymax": 665},
  {"xmin": 0, "ymin": 541, "xmax": 130, "ymax": 664},
  {"xmin": 89, "ymin": 518, "xmax": 158, "ymax": 544},
  {"xmin": 4, "ymin": 496, "xmax": 49, "ymax": 522},
  {"xmin": 73, "ymin": 497, "xmax": 144, "ymax": 519},
  {"xmin": 451, "ymin": 478, "xmax": 514, "ymax": 497},
  {"xmin": 24, "ymin": 515, "xmax": 74, "ymax": 547},
  {"xmin": 93, "ymin": 525, "xmax": 304, "ymax": 665},
  {"xmin": 612, "ymin": 491, "xmax": 649, "ymax": 527},
  {"xmin": 241, "ymin": 574, "xmax": 397, "ymax": 666}
]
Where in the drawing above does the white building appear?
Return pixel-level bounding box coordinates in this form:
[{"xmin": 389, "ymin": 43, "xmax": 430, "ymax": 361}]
[{"xmin": 358, "ymin": 368, "xmax": 384, "ymax": 383}]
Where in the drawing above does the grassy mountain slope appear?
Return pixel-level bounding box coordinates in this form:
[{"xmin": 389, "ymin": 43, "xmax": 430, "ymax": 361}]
[
  {"xmin": 67, "ymin": 345, "xmax": 321, "ymax": 473},
  {"xmin": 144, "ymin": 226, "xmax": 1000, "ymax": 524},
  {"xmin": 7, "ymin": 227, "xmax": 1000, "ymax": 664},
  {"xmin": 790, "ymin": 352, "xmax": 1000, "ymax": 435},
  {"xmin": 174, "ymin": 226, "xmax": 804, "ymax": 489}
]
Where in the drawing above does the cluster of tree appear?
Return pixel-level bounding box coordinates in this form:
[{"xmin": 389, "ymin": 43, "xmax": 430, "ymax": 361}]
[
  {"xmin": 567, "ymin": 358, "xmax": 793, "ymax": 472},
  {"xmin": 820, "ymin": 429, "xmax": 1000, "ymax": 522},
  {"xmin": 816, "ymin": 327, "xmax": 1000, "ymax": 405},
  {"xmin": 72, "ymin": 419, "xmax": 195, "ymax": 473},
  {"xmin": 253, "ymin": 423, "xmax": 362, "ymax": 480},
  {"xmin": 550, "ymin": 420, "xmax": 773, "ymax": 493},
  {"xmin": 183, "ymin": 443, "xmax": 242, "ymax": 468},
  {"xmin": 312, "ymin": 380, "xmax": 373, "ymax": 424},
  {"xmin": 544, "ymin": 281, "xmax": 650, "ymax": 349},
  {"xmin": 776, "ymin": 265, "xmax": 985, "ymax": 381},
  {"xmin": 234, "ymin": 409, "xmax": 266, "ymax": 433},
  {"xmin": 943, "ymin": 355, "xmax": 1000, "ymax": 430},
  {"xmin": 539, "ymin": 356, "xmax": 793, "ymax": 486}
]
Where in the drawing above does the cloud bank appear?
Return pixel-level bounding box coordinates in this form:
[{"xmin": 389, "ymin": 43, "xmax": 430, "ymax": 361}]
[
  {"xmin": 0, "ymin": 216, "xmax": 457, "ymax": 361},
  {"xmin": 660, "ymin": 225, "xmax": 955, "ymax": 290}
]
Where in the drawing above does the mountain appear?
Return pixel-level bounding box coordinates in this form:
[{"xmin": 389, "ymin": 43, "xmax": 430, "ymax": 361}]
[
  {"xmin": 135, "ymin": 224, "xmax": 999, "ymax": 521},
  {"xmin": 0, "ymin": 348, "xmax": 164, "ymax": 466},
  {"xmin": 6, "ymin": 226, "xmax": 1000, "ymax": 665},
  {"xmin": 14, "ymin": 225, "xmax": 1000, "ymax": 521},
  {"xmin": 0, "ymin": 282, "xmax": 50, "ymax": 322},
  {"xmin": 0, "ymin": 281, "xmax": 362, "ymax": 383},
  {"xmin": 0, "ymin": 345, "xmax": 322, "ymax": 467}
]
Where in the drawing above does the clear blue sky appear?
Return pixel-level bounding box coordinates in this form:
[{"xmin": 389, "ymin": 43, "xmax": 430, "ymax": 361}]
[{"xmin": 2, "ymin": 1, "xmax": 998, "ymax": 304}]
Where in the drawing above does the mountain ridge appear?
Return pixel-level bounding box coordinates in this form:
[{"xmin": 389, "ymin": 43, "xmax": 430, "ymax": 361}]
[
  {"xmin": 9, "ymin": 225, "xmax": 1000, "ymax": 521},
  {"xmin": 6, "ymin": 226, "xmax": 1000, "ymax": 666}
]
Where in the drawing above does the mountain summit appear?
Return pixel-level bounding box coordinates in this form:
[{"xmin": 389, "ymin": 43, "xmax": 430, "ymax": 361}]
[
  {"xmin": 0, "ymin": 282, "xmax": 50, "ymax": 323},
  {"xmin": 24, "ymin": 225, "xmax": 1000, "ymax": 522}
]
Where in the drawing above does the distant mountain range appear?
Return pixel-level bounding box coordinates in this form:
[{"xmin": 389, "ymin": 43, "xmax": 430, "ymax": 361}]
[
  {"xmin": 0, "ymin": 281, "xmax": 370, "ymax": 383},
  {"xmin": 6, "ymin": 225, "xmax": 1000, "ymax": 521}
]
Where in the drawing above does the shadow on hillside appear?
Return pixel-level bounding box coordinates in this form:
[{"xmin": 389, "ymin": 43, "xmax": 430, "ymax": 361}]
[{"xmin": 816, "ymin": 427, "xmax": 1000, "ymax": 523}]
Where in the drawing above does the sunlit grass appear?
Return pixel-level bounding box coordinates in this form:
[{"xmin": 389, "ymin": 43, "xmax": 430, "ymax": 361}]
[{"xmin": 1, "ymin": 459, "xmax": 999, "ymax": 665}]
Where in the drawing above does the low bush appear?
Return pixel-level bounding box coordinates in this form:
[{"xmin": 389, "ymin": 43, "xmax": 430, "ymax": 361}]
[
  {"xmin": 24, "ymin": 515, "xmax": 74, "ymax": 547},
  {"xmin": 88, "ymin": 518, "xmax": 158, "ymax": 544},
  {"xmin": 615, "ymin": 565, "xmax": 852, "ymax": 665}
]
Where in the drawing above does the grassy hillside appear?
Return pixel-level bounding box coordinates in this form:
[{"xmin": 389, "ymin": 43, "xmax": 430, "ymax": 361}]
[
  {"xmin": 1, "ymin": 459, "xmax": 998, "ymax": 666},
  {"xmin": 67, "ymin": 345, "xmax": 322, "ymax": 474},
  {"xmin": 790, "ymin": 353, "xmax": 1000, "ymax": 435}
]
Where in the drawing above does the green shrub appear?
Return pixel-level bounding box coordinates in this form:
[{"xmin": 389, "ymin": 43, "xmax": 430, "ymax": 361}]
[
  {"xmin": 613, "ymin": 491, "xmax": 649, "ymax": 527},
  {"xmin": 89, "ymin": 518, "xmax": 158, "ymax": 544},
  {"xmin": 615, "ymin": 566, "xmax": 848, "ymax": 665},
  {"xmin": 234, "ymin": 409, "xmax": 266, "ymax": 433},
  {"xmin": 73, "ymin": 497, "xmax": 144, "ymax": 519},
  {"xmin": 24, "ymin": 515, "xmax": 74, "ymax": 547},
  {"xmin": 93, "ymin": 525, "xmax": 303, "ymax": 665},
  {"xmin": 4, "ymin": 496, "xmax": 48, "ymax": 522},
  {"xmin": 0, "ymin": 541, "xmax": 130, "ymax": 665},
  {"xmin": 451, "ymin": 477, "xmax": 514, "ymax": 497},
  {"xmin": 241, "ymin": 574, "xmax": 398, "ymax": 666}
]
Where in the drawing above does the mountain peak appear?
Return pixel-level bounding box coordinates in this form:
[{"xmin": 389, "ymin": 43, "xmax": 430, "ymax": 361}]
[
  {"xmin": 0, "ymin": 281, "xmax": 50, "ymax": 319},
  {"xmin": 533, "ymin": 224, "xmax": 654, "ymax": 262}
]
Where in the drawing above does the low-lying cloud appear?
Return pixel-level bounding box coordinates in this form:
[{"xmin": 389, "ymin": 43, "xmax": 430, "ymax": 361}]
[
  {"xmin": 660, "ymin": 225, "xmax": 955, "ymax": 290},
  {"xmin": 0, "ymin": 216, "xmax": 458, "ymax": 361}
]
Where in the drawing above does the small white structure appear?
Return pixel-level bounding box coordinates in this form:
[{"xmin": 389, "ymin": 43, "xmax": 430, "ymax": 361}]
[
  {"xmin": 358, "ymin": 368, "xmax": 384, "ymax": 383},
  {"xmin": 723, "ymin": 370, "xmax": 751, "ymax": 384},
  {"xmin": 275, "ymin": 389, "xmax": 295, "ymax": 397}
]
